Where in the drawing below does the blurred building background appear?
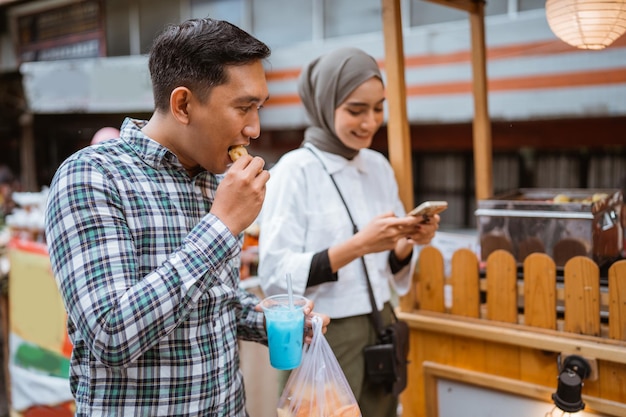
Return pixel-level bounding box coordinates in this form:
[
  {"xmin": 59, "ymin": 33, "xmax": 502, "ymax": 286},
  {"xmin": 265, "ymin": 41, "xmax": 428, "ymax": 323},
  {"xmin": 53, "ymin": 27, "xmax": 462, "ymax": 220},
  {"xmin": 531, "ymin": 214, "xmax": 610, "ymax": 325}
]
[
  {"xmin": 0, "ymin": 2, "xmax": 625, "ymax": 417},
  {"xmin": 0, "ymin": 0, "xmax": 624, "ymax": 231}
]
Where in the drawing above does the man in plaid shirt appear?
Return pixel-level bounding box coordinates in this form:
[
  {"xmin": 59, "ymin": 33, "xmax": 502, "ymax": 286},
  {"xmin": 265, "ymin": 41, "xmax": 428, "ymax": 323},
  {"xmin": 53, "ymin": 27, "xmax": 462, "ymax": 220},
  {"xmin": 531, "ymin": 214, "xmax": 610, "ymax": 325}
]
[{"xmin": 45, "ymin": 18, "xmax": 326, "ymax": 416}]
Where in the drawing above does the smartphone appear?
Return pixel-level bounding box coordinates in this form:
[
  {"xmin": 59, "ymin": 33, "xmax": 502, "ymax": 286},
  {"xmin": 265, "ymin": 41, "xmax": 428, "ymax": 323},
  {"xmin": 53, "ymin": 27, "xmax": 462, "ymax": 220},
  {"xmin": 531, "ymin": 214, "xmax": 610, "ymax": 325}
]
[{"xmin": 407, "ymin": 201, "xmax": 448, "ymax": 217}]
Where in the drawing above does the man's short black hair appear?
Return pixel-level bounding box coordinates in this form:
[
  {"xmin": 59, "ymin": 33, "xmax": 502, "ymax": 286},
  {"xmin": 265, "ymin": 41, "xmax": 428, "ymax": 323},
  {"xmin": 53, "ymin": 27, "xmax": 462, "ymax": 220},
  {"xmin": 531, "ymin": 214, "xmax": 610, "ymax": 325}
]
[{"xmin": 148, "ymin": 18, "xmax": 271, "ymax": 111}]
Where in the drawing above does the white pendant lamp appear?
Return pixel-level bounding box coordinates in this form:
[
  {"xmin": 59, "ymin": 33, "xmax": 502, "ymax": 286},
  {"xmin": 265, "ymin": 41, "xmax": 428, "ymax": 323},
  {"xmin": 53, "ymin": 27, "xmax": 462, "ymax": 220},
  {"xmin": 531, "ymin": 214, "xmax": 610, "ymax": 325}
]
[{"xmin": 546, "ymin": 0, "xmax": 626, "ymax": 50}]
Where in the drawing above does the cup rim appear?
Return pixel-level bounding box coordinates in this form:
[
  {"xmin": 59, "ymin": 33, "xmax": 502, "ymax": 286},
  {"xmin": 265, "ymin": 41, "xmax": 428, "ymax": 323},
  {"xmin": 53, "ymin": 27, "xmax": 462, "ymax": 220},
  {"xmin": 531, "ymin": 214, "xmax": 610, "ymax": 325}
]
[{"xmin": 261, "ymin": 294, "xmax": 308, "ymax": 309}]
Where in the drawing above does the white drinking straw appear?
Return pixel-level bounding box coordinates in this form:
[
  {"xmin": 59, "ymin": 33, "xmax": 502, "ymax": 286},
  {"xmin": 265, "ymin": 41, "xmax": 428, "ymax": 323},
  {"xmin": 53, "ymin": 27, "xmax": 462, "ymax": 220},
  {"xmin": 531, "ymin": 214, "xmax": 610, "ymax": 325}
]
[{"xmin": 286, "ymin": 273, "xmax": 294, "ymax": 310}]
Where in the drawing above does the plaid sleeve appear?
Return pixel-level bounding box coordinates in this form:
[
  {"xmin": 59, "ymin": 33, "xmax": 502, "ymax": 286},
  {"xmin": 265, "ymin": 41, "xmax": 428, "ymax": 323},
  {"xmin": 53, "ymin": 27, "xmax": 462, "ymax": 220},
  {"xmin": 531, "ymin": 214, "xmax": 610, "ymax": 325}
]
[{"xmin": 45, "ymin": 154, "xmax": 238, "ymax": 367}]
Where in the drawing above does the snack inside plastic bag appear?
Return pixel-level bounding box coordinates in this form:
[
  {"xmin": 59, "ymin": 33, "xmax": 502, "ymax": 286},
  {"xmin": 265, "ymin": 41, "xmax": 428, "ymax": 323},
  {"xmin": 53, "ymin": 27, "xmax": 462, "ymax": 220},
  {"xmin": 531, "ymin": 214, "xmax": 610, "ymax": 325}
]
[{"xmin": 276, "ymin": 316, "xmax": 361, "ymax": 417}]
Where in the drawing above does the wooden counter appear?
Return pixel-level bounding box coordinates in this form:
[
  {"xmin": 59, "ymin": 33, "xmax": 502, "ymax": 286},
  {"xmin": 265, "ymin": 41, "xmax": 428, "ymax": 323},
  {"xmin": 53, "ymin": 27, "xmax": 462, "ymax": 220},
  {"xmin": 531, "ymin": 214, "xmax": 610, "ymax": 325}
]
[{"xmin": 398, "ymin": 247, "xmax": 626, "ymax": 417}]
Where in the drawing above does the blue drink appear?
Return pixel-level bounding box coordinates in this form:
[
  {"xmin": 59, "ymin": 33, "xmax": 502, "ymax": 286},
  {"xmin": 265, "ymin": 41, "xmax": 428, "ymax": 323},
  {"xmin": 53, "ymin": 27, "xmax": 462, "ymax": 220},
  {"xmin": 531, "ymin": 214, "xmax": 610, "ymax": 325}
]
[{"xmin": 261, "ymin": 295, "xmax": 307, "ymax": 370}]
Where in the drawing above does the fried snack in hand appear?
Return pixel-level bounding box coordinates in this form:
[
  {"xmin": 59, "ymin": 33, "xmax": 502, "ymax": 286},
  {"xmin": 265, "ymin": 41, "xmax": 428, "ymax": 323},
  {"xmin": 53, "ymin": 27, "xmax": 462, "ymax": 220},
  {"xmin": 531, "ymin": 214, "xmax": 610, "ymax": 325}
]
[{"xmin": 228, "ymin": 145, "xmax": 248, "ymax": 162}]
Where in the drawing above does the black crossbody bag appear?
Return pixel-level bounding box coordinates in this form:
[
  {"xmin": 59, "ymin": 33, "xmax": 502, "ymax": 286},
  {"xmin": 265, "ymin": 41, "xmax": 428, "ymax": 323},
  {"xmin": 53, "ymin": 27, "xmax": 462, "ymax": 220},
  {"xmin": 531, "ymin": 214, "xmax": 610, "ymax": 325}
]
[{"xmin": 307, "ymin": 148, "xmax": 410, "ymax": 396}]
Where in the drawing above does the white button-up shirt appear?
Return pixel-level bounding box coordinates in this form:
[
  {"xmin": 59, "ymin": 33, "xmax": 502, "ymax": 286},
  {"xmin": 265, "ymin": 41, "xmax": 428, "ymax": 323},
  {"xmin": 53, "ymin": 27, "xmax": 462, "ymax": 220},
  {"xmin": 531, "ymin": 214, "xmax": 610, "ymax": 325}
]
[{"xmin": 258, "ymin": 144, "xmax": 418, "ymax": 319}]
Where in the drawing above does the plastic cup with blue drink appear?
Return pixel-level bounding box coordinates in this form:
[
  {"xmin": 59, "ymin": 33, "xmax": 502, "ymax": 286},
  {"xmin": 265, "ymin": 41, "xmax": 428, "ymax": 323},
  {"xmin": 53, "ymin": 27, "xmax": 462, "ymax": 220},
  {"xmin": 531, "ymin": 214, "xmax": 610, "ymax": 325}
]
[{"xmin": 261, "ymin": 294, "xmax": 307, "ymax": 370}]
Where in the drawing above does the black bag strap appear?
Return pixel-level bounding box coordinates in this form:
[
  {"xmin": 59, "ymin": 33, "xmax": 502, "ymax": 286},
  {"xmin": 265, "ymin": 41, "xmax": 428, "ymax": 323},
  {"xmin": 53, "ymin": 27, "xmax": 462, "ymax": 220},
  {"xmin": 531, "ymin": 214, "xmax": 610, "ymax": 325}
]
[{"xmin": 305, "ymin": 147, "xmax": 396, "ymax": 337}]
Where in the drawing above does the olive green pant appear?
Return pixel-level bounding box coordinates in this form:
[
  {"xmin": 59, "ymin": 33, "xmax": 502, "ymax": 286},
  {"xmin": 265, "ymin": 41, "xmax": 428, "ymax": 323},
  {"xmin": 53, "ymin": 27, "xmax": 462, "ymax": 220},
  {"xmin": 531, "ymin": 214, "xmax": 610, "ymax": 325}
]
[{"xmin": 277, "ymin": 303, "xmax": 398, "ymax": 417}]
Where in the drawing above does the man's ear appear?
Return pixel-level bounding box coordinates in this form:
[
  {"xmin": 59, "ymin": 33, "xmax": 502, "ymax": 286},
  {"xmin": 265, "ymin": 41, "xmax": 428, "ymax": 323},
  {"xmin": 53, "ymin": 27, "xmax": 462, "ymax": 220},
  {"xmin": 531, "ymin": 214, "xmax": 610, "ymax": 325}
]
[{"xmin": 170, "ymin": 87, "xmax": 192, "ymax": 124}]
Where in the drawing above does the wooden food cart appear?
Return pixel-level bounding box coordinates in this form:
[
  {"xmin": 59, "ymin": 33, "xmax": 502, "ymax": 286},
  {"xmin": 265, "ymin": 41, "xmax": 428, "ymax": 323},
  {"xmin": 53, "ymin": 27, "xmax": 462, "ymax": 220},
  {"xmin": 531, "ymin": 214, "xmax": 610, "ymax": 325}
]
[
  {"xmin": 398, "ymin": 248, "xmax": 626, "ymax": 416},
  {"xmin": 380, "ymin": 1, "xmax": 625, "ymax": 415}
]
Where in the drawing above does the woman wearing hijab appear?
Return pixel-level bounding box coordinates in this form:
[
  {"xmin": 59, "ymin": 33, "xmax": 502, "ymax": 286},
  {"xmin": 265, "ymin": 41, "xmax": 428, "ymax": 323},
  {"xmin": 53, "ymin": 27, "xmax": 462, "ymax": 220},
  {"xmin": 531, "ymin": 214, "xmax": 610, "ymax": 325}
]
[{"xmin": 258, "ymin": 47, "xmax": 439, "ymax": 416}]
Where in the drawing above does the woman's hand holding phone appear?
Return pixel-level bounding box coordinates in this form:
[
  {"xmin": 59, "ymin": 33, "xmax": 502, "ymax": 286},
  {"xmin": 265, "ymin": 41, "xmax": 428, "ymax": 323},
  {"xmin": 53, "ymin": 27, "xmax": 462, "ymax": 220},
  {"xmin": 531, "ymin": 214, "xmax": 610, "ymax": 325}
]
[
  {"xmin": 397, "ymin": 203, "xmax": 444, "ymax": 249},
  {"xmin": 408, "ymin": 201, "xmax": 448, "ymax": 221}
]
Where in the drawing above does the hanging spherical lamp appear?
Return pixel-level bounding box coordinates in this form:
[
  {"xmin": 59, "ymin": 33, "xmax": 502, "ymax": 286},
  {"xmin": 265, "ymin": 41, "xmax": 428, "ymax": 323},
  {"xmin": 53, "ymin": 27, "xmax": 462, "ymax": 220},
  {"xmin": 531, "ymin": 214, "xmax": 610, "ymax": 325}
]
[{"xmin": 546, "ymin": 0, "xmax": 626, "ymax": 50}]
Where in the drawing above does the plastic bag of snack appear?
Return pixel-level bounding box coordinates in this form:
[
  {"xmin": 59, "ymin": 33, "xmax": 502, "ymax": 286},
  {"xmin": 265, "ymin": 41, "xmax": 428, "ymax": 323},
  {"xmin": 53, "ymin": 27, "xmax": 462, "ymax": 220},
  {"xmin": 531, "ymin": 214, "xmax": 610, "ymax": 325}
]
[{"xmin": 276, "ymin": 316, "xmax": 361, "ymax": 417}]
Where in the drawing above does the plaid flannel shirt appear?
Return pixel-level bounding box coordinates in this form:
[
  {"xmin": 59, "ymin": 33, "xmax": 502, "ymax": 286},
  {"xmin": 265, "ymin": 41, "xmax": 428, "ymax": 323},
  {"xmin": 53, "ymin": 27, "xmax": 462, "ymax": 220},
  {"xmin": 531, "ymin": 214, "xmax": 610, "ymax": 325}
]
[{"xmin": 45, "ymin": 118, "xmax": 266, "ymax": 416}]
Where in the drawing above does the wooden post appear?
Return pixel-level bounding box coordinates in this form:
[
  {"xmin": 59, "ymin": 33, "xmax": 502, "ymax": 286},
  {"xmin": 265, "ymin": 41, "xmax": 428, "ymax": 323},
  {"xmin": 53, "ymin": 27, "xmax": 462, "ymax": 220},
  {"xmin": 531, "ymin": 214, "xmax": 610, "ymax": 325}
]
[
  {"xmin": 381, "ymin": 0, "xmax": 414, "ymax": 212},
  {"xmin": 382, "ymin": 0, "xmax": 493, "ymax": 203},
  {"xmin": 469, "ymin": 1, "xmax": 493, "ymax": 200},
  {"xmin": 19, "ymin": 112, "xmax": 38, "ymax": 192}
]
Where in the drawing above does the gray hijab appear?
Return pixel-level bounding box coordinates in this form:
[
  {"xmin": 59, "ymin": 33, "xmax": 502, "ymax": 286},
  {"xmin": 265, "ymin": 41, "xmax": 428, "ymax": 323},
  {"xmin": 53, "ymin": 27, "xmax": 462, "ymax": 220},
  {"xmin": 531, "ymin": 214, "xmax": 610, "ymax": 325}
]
[{"xmin": 298, "ymin": 47, "xmax": 383, "ymax": 160}]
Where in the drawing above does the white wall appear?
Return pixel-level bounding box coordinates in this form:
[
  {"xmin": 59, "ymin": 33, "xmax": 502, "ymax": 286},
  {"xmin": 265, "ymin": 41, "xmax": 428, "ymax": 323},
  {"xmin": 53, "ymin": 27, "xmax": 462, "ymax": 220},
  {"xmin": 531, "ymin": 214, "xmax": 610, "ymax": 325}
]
[{"xmin": 16, "ymin": 6, "xmax": 626, "ymax": 127}]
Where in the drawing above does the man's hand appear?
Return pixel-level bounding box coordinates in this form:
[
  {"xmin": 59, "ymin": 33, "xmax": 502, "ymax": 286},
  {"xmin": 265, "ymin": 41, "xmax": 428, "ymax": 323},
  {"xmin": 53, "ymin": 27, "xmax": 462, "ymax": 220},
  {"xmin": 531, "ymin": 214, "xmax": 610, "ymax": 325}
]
[
  {"xmin": 254, "ymin": 298, "xmax": 330, "ymax": 344},
  {"xmin": 211, "ymin": 155, "xmax": 269, "ymax": 235},
  {"xmin": 302, "ymin": 300, "xmax": 330, "ymax": 344}
]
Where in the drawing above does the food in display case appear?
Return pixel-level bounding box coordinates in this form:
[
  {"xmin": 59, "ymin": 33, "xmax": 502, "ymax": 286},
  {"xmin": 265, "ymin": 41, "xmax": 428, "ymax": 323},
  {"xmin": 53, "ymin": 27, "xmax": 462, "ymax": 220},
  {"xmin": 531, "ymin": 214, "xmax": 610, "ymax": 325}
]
[{"xmin": 475, "ymin": 188, "xmax": 623, "ymax": 269}]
